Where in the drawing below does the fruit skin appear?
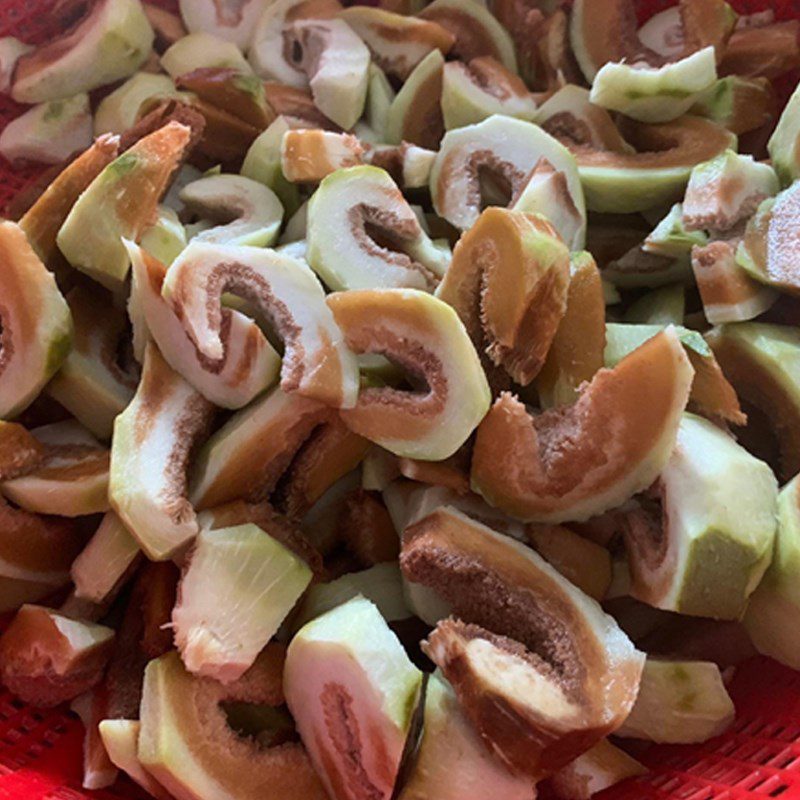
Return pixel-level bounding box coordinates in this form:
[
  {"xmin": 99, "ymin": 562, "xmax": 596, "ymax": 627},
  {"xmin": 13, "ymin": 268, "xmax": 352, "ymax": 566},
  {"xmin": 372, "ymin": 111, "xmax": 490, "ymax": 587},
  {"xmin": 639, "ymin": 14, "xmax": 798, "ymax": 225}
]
[{"xmin": 769, "ymin": 75, "xmax": 800, "ymax": 186}]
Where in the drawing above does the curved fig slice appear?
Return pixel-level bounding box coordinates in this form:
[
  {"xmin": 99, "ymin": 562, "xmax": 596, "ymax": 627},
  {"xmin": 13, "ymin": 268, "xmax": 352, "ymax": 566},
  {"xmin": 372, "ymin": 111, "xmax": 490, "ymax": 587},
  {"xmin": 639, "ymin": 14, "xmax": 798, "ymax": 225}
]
[
  {"xmin": 437, "ymin": 207, "xmax": 569, "ymax": 386},
  {"xmin": 339, "ymin": 6, "xmax": 454, "ymax": 80},
  {"xmin": 418, "ymin": 0, "xmax": 516, "ymax": 72},
  {"xmin": 306, "ymin": 165, "xmax": 449, "ymax": 292},
  {"xmin": 769, "ymin": 80, "xmax": 800, "ymax": 187},
  {"xmin": 140, "ymin": 204, "xmax": 187, "ymax": 266},
  {"xmin": 402, "ymin": 507, "xmax": 644, "ymax": 778},
  {"xmin": 624, "ymin": 413, "xmax": 777, "ymax": 620},
  {"xmin": 616, "ymin": 658, "xmax": 734, "ymax": 743},
  {"xmin": 0, "ymin": 36, "xmax": 32, "ymax": 93},
  {"xmin": 0, "ymin": 605, "xmax": 114, "ymax": 708},
  {"xmin": 284, "ymin": 596, "xmax": 423, "ymax": 800},
  {"xmin": 398, "ymin": 672, "xmax": 536, "ymax": 800},
  {"xmin": 0, "ymin": 421, "xmax": 44, "ymax": 481},
  {"xmin": 98, "ymin": 720, "xmax": 171, "ymax": 800},
  {"xmin": 173, "ymin": 523, "xmax": 312, "ymax": 682},
  {"xmin": 110, "ymin": 342, "xmax": 215, "ymax": 561},
  {"xmin": 281, "ymin": 129, "xmax": 364, "ymax": 183},
  {"xmin": 0, "ymin": 221, "xmax": 71, "ymax": 419},
  {"xmin": 366, "ymin": 143, "xmax": 436, "ymax": 190},
  {"xmin": 179, "ymin": 0, "xmax": 265, "ymax": 49},
  {"xmin": 720, "ymin": 21, "xmax": 800, "ymax": 81},
  {"xmin": 162, "ymin": 241, "xmax": 359, "ymax": 407},
  {"xmin": 471, "ymin": 328, "xmax": 693, "ymax": 523},
  {"xmin": 127, "ymin": 241, "xmax": 279, "ymax": 409},
  {"xmin": 160, "ymin": 31, "xmax": 252, "ymax": 79},
  {"xmin": 144, "ymin": 4, "xmax": 188, "ymax": 49},
  {"xmin": 11, "ymin": 0, "xmax": 154, "ymax": 103},
  {"xmin": 94, "ymin": 72, "xmax": 183, "ymax": 136},
  {"xmin": 692, "ymin": 75, "xmax": 776, "ymax": 136},
  {"xmin": 365, "ymin": 64, "xmax": 394, "ymax": 140},
  {"xmin": 328, "ymin": 289, "xmax": 491, "ymax": 460},
  {"xmin": 140, "ymin": 647, "xmax": 329, "ymax": 800}
]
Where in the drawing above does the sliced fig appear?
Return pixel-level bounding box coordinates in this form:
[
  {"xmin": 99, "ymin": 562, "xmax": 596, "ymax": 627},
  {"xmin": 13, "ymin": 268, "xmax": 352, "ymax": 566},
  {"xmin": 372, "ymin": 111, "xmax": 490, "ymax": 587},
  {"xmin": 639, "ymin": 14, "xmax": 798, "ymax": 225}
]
[
  {"xmin": 624, "ymin": 284, "xmax": 685, "ymax": 325},
  {"xmin": 11, "ymin": 0, "xmax": 154, "ymax": 103},
  {"xmin": 98, "ymin": 720, "xmax": 171, "ymax": 800},
  {"xmin": 160, "ymin": 31, "xmax": 252, "ymax": 79},
  {"xmin": 719, "ymin": 21, "xmax": 800, "ymax": 81},
  {"xmin": 328, "ymin": 288, "xmax": 491, "ymax": 460},
  {"xmin": 144, "ymin": 4, "xmax": 188, "ymax": 49},
  {"xmin": 284, "ymin": 596, "xmax": 423, "ymax": 800},
  {"xmin": 0, "ymin": 221, "xmax": 72, "ymax": 419},
  {"xmin": 178, "ymin": 0, "xmax": 265, "ymax": 49},
  {"xmin": 140, "ymin": 203, "xmax": 187, "ymax": 266},
  {"xmin": 365, "ymin": 64, "xmax": 395, "ymax": 140},
  {"xmin": 109, "ymin": 342, "xmax": 215, "ymax": 561},
  {"xmin": 306, "ymin": 165, "xmax": 449, "ymax": 291},
  {"xmin": 402, "ymin": 507, "xmax": 644, "ymax": 777},
  {"xmin": 94, "ymin": 72, "xmax": 183, "ymax": 136},
  {"xmin": 281, "ymin": 129, "xmax": 364, "ymax": 183},
  {"xmin": 0, "ymin": 604, "xmax": 114, "ymax": 707},
  {"xmin": 161, "ymin": 240, "xmax": 359, "ymax": 407},
  {"xmin": 337, "ymin": 489, "xmax": 400, "ymax": 567},
  {"xmin": 365, "ymin": 143, "xmax": 436, "ymax": 191},
  {"xmin": 0, "ymin": 421, "xmax": 45, "ymax": 481},
  {"xmin": 691, "ymin": 76, "xmax": 776, "ymax": 135},
  {"xmin": 768, "ymin": 80, "xmax": 800, "ymax": 187},
  {"xmin": 0, "ymin": 36, "xmax": 32, "ymax": 93},
  {"xmin": 436, "ymin": 206, "xmax": 569, "ymax": 387}
]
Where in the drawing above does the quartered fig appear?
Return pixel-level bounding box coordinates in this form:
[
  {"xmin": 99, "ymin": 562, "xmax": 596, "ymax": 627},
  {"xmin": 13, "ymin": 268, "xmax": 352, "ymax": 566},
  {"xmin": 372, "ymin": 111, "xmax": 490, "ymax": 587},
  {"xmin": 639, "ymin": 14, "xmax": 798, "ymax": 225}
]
[
  {"xmin": 161, "ymin": 31, "xmax": 252, "ymax": 79},
  {"xmin": 281, "ymin": 129, "xmax": 364, "ymax": 183},
  {"xmin": 178, "ymin": 0, "xmax": 265, "ymax": 49},
  {"xmin": 94, "ymin": 72, "xmax": 184, "ymax": 136}
]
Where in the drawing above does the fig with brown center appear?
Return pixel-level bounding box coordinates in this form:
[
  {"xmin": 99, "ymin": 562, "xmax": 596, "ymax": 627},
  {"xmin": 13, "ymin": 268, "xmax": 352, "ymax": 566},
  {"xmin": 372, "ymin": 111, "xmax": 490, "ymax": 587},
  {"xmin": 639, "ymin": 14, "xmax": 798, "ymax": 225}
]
[
  {"xmin": 281, "ymin": 130, "xmax": 364, "ymax": 183},
  {"xmin": 94, "ymin": 73, "xmax": 184, "ymax": 136}
]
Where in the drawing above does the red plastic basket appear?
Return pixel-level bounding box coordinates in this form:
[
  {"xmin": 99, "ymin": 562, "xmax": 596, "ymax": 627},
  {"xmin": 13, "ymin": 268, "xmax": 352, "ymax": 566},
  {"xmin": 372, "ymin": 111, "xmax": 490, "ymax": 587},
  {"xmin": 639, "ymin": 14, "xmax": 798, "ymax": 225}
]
[{"xmin": 3, "ymin": 1, "xmax": 800, "ymax": 798}]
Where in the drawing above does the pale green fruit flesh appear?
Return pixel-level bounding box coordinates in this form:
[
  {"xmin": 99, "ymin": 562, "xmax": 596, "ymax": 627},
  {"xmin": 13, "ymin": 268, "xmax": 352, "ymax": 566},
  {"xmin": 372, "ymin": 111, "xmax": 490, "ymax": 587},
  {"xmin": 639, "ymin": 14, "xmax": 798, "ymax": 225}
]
[
  {"xmin": 110, "ymin": 342, "xmax": 215, "ymax": 561},
  {"xmin": 643, "ymin": 204, "xmax": 707, "ymax": 259},
  {"xmin": 768, "ymin": 79, "xmax": 800, "ymax": 186},
  {"xmin": 691, "ymin": 76, "xmax": 774, "ymax": 133},
  {"xmin": 616, "ymin": 658, "xmax": 735, "ymax": 743},
  {"xmin": 590, "ymin": 47, "xmax": 717, "ymax": 123},
  {"xmin": 173, "ymin": 524, "xmax": 312, "ymax": 683},
  {"xmin": 0, "ymin": 221, "xmax": 72, "ymax": 419},
  {"xmin": 285, "ymin": 596, "xmax": 423, "ymax": 800},
  {"xmin": 94, "ymin": 72, "xmax": 180, "ymax": 136},
  {"xmin": 366, "ymin": 64, "xmax": 395, "ymax": 140},
  {"xmin": 99, "ymin": 720, "xmax": 172, "ymax": 800},
  {"xmin": 624, "ymin": 285, "xmax": 685, "ymax": 325},
  {"xmin": 307, "ymin": 165, "xmax": 449, "ymax": 291},
  {"xmin": 626, "ymin": 413, "xmax": 777, "ymax": 620},
  {"xmin": 140, "ymin": 204, "xmax": 187, "ymax": 265},
  {"xmin": 178, "ymin": 0, "xmax": 264, "ymax": 50},
  {"xmin": 11, "ymin": 0, "xmax": 154, "ymax": 103},
  {"xmin": 160, "ymin": 32, "xmax": 252, "ymax": 79}
]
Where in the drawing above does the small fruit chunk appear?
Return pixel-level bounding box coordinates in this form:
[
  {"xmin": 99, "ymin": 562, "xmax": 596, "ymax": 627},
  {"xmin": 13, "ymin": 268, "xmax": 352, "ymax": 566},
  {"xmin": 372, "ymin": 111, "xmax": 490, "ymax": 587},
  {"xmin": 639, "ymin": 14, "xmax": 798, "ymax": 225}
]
[
  {"xmin": 144, "ymin": 4, "xmax": 188, "ymax": 49},
  {"xmin": 769, "ymin": 80, "xmax": 800, "ymax": 187},
  {"xmin": 0, "ymin": 605, "xmax": 114, "ymax": 707},
  {"xmin": 691, "ymin": 75, "xmax": 776, "ymax": 135},
  {"xmin": 436, "ymin": 207, "xmax": 570, "ymax": 386},
  {"xmin": 643, "ymin": 203, "xmax": 707, "ymax": 260},
  {"xmin": 98, "ymin": 720, "xmax": 171, "ymax": 800},
  {"xmin": 173, "ymin": 523, "xmax": 312, "ymax": 682},
  {"xmin": 0, "ymin": 422, "xmax": 44, "ymax": 481},
  {"xmin": 162, "ymin": 241, "xmax": 359, "ymax": 408},
  {"xmin": 403, "ymin": 507, "xmax": 644, "ymax": 778},
  {"xmin": 140, "ymin": 204, "xmax": 187, "ymax": 265},
  {"xmin": 94, "ymin": 72, "xmax": 182, "ymax": 136},
  {"xmin": 306, "ymin": 165, "xmax": 449, "ymax": 291},
  {"xmin": 328, "ymin": 289, "xmax": 491, "ymax": 460},
  {"xmin": 0, "ymin": 36, "xmax": 32, "ymax": 93},
  {"xmin": 281, "ymin": 130, "xmax": 364, "ymax": 183},
  {"xmin": 720, "ymin": 21, "xmax": 800, "ymax": 81},
  {"xmin": 624, "ymin": 413, "xmax": 777, "ymax": 620},
  {"xmin": 284, "ymin": 596, "xmax": 423, "ymax": 800},
  {"xmin": 472, "ymin": 328, "xmax": 693, "ymax": 523},
  {"xmin": 178, "ymin": 0, "xmax": 265, "ymax": 49},
  {"xmin": 398, "ymin": 672, "xmax": 536, "ymax": 800},
  {"xmin": 140, "ymin": 648, "xmax": 329, "ymax": 800},
  {"xmin": 0, "ymin": 93, "xmax": 92, "ymax": 165},
  {"xmin": 161, "ymin": 31, "xmax": 252, "ymax": 78},
  {"xmin": 0, "ymin": 221, "xmax": 72, "ymax": 419},
  {"xmin": 110, "ymin": 342, "xmax": 215, "ymax": 561},
  {"xmin": 430, "ymin": 115, "xmax": 584, "ymax": 234},
  {"xmin": 366, "ymin": 143, "xmax": 436, "ymax": 190},
  {"xmin": 616, "ymin": 658, "xmax": 734, "ymax": 743},
  {"xmin": 11, "ymin": 0, "xmax": 154, "ymax": 103},
  {"xmin": 57, "ymin": 121, "xmax": 193, "ymax": 290}
]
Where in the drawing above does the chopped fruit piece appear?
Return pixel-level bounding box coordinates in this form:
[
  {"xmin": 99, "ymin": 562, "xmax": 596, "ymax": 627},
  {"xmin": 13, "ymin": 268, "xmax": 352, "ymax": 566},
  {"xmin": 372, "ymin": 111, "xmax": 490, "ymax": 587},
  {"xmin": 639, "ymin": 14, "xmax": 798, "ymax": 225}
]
[
  {"xmin": 71, "ymin": 691, "xmax": 118, "ymax": 790},
  {"xmin": 0, "ymin": 605, "xmax": 114, "ymax": 707},
  {"xmin": 624, "ymin": 414, "xmax": 777, "ymax": 620},
  {"xmin": 307, "ymin": 165, "xmax": 449, "ymax": 291},
  {"xmin": 99, "ymin": 720, "xmax": 171, "ymax": 800},
  {"xmin": 162, "ymin": 241, "xmax": 359, "ymax": 407},
  {"xmin": 720, "ymin": 21, "xmax": 800, "ymax": 80},
  {"xmin": 140, "ymin": 648, "xmax": 329, "ymax": 800},
  {"xmin": 769, "ymin": 80, "xmax": 800, "ymax": 186},
  {"xmin": 110, "ymin": 342, "xmax": 215, "ymax": 561},
  {"xmin": 94, "ymin": 72, "xmax": 182, "ymax": 136},
  {"xmin": 398, "ymin": 672, "xmax": 536, "ymax": 800},
  {"xmin": 284, "ymin": 596, "xmax": 423, "ymax": 800},
  {"xmin": 691, "ymin": 75, "xmax": 776, "ymax": 135},
  {"xmin": 0, "ymin": 221, "xmax": 72, "ymax": 419},
  {"xmin": 365, "ymin": 64, "xmax": 394, "ymax": 140},
  {"xmin": 338, "ymin": 489, "xmax": 400, "ymax": 566},
  {"xmin": 403, "ymin": 508, "xmax": 643, "ymax": 777},
  {"xmin": 472, "ymin": 328, "xmax": 693, "ymax": 523},
  {"xmin": 0, "ymin": 421, "xmax": 44, "ymax": 481},
  {"xmin": 625, "ymin": 285, "xmax": 685, "ymax": 326},
  {"xmin": 140, "ymin": 204, "xmax": 186, "ymax": 265},
  {"xmin": 178, "ymin": 0, "xmax": 265, "ymax": 49},
  {"xmin": 0, "ymin": 36, "xmax": 32, "ymax": 93},
  {"xmin": 57, "ymin": 121, "xmax": 193, "ymax": 291},
  {"xmin": 160, "ymin": 31, "xmax": 252, "ymax": 78},
  {"xmin": 366, "ymin": 143, "xmax": 436, "ymax": 190},
  {"xmin": 328, "ymin": 289, "xmax": 491, "ymax": 460},
  {"xmin": 644, "ymin": 204, "xmax": 707, "ymax": 259},
  {"xmin": 11, "ymin": 0, "xmax": 154, "ymax": 103},
  {"xmin": 1, "ymin": 421, "xmax": 110, "ymax": 517},
  {"xmin": 144, "ymin": 4, "xmax": 187, "ymax": 49},
  {"xmin": 430, "ymin": 115, "xmax": 584, "ymax": 235},
  {"xmin": 616, "ymin": 658, "xmax": 734, "ymax": 743},
  {"xmin": 173, "ymin": 523, "xmax": 312, "ymax": 682},
  {"xmin": 281, "ymin": 130, "xmax": 364, "ymax": 183}
]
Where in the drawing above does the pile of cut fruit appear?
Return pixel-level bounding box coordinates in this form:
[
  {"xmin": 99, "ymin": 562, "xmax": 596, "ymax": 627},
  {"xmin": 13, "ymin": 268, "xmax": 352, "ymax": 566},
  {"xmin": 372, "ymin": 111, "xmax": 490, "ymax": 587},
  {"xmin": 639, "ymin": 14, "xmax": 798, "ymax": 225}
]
[{"xmin": 2, "ymin": 0, "xmax": 800, "ymax": 798}]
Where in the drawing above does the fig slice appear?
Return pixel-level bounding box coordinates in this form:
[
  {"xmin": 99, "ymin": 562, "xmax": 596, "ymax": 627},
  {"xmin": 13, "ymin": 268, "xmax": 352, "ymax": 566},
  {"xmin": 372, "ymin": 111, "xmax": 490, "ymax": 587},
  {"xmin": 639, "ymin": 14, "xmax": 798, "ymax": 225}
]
[
  {"xmin": 109, "ymin": 342, "xmax": 215, "ymax": 561},
  {"xmin": 98, "ymin": 720, "xmax": 171, "ymax": 800},
  {"xmin": 339, "ymin": 6, "xmax": 454, "ymax": 80},
  {"xmin": 306, "ymin": 165, "xmax": 449, "ymax": 291},
  {"xmin": 160, "ymin": 31, "xmax": 253, "ymax": 79},
  {"xmin": 94, "ymin": 72, "xmax": 183, "ymax": 136},
  {"xmin": 126, "ymin": 240, "xmax": 280, "ymax": 409},
  {"xmin": 11, "ymin": 0, "xmax": 154, "ymax": 103},
  {"xmin": 284, "ymin": 595, "xmax": 423, "ymax": 800},
  {"xmin": 57, "ymin": 120, "xmax": 193, "ymax": 291},
  {"xmin": 0, "ymin": 421, "xmax": 45, "ymax": 481},
  {"xmin": 768, "ymin": 80, "xmax": 800, "ymax": 187},
  {"xmin": 140, "ymin": 647, "xmax": 329, "ymax": 800},
  {"xmin": 144, "ymin": 4, "xmax": 188, "ymax": 49},
  {"xmin": 365, "ymin": 143, "xmax": 436, "ymax": 190},
  {"xmin": 719, "ymin": 21, "xmax": 800, "ymax": 80},
  {"xmin": 0, "ymin": 604, "xmax": 114, "ymax": 708},
  {"xmin": 178, "ymin": 0, "xmax": 265, "ymax": 49},
  {"xmin": 173, "ymin": 523, "xmax": 312, "ymax": 682},
  {"xmin": 402, "ymin": 507, "xmax": 644, "ymax": 778},
  {"xmin": 436, "ymin": 206, "xmax": 570, "ymax": 387},
  {"xmin": 616, "ymin": 658, "xmax": 734, "ymax": 743},
  {"xmin": 161, "ymin": 241, "xmax": 359, "ymax": 407},
  {"xmin": 0, "ymin": 36, "xmax": 32, "ymax": 93},
  {"xmin": 429, "ymin": 114, "xmax": 584, "ymax": 234},
  {"xmin": 691, "ymin": 75, "xmax": 776, "ymax": 136},
  {"xmin": 327, "ymin": 288, "xmax": 491, "ymax": 460},
  {"xmin": 281, "ymin": 129, "xmax": 364, "ymax": 183},
  {"xmin": 0, "ymin": 220, "xmax": 72, "ymax": 419},
  {"xmin": 337, "ymin": 489, "xmax": 400, "ymax": 567},
  {"xmin": 472, "ymin": 327, "xmax": 693, "ymax": 523},
  {"xmin": 623, "ymin": 413, "xmax": 777, "ymax": 620},
  {"xmin": 398, "ymin": 672, "xmax": 536, "ymax": 800}
]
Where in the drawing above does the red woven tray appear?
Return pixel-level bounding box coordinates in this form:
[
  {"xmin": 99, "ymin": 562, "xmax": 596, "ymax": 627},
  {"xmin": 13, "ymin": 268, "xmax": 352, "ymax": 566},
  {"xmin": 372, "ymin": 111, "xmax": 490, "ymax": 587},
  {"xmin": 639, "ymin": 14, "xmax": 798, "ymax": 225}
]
[{"xmin": 3, "ymin": 1, "xmax": 800, "ymax": 798}]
